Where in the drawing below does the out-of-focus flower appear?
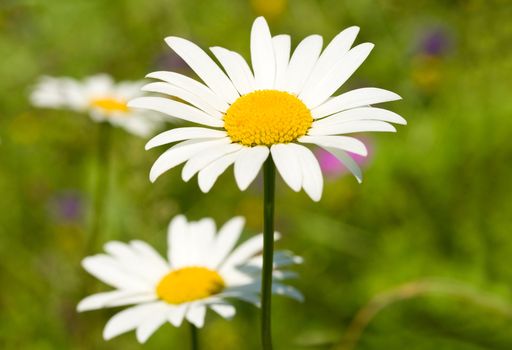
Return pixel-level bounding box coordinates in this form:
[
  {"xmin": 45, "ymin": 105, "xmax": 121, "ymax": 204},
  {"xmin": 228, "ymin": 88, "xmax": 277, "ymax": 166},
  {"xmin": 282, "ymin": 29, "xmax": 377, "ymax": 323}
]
[
  {"xmin": 30, "ymin": 74, "xmax": 163, "ymax": 137},
  {"xmin": 316, "ymin": 137, "xmax": 372, "ymax": 179},
  {"xmin": 411, "ymin": 55, "xmax": 443, "ymax": 93},
  {"xmin": 411, "ymin": 26, "xmax": 454, "ymax": 93},
  {"xmin": 250, "ymin": 0, "xmax": 287, "ymax": 19},
  {"xmin": 78, "ymin": 215, "xmax": 302, "ymax": 343},
  {"xmin": 47, "ymin": 190, "xmax": 84, "ymax": 224},
  {"xmin": 417, "ymin": 26, "xmax": 454, "ymax": 57},
  {"xmin": 130, "ymin": 17, "xmax": 406, "ymax": 201}
]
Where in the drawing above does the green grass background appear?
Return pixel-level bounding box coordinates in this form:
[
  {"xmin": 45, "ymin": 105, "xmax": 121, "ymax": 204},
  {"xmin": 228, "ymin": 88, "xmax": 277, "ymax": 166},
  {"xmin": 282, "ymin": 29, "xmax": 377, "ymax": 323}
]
[{"xmin": 1, "ymin": 0, "xmax": 512, "ymax": 349}]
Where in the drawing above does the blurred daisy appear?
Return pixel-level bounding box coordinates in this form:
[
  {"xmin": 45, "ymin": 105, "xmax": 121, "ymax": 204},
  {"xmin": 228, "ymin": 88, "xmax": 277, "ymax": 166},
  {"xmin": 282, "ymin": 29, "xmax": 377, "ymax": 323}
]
[
  {"xmin": 31, "ymin": 74, "xmax": 162, "ymax": 137},
  {"xmin": 130, "ymin": 17, "xmax": 406, "ymax": 201},
  {"xmin": 78, "ymin": 215, "xmax": 302, "ymax": 343}
]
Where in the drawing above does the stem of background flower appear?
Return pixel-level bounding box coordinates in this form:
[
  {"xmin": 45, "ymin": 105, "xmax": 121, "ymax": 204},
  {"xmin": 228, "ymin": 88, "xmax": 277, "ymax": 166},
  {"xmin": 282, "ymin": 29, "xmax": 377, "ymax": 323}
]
[
  {"xmin": 261, "ymin": 157, "xmax": 276, "ymax": 350},
  {"xmin": 87, "ymin": 122, "xmax": 112, "ymax": 253},
  {"xmin": 190, "ymin": 323, "xmax": 199, "ymax": 350}
]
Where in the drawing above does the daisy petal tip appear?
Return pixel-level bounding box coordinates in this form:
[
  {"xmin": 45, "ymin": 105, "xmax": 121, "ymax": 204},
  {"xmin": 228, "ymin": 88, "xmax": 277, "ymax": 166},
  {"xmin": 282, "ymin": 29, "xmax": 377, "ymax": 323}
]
[
  {"xmin": 310, "ymin": 193, "xmax": 322, "ymax": 202},
  {"xmin": 135, "ymin": 330, "xmax": 150, "ymax": 344},
  {"xmin": 149, "ymin": 172, "xmax": 159, "ymax": 183},
  {"xmin": 164, "ymin": 36, "xmax": 180, "ymax": 47},
  {"xmin": 76, "ymin": 301, "xmax": 88, "ymax": 313},
  {"xmin": 145, "ymin": 72, "xmax": 161, "ymax": 79},
  {"xmin": 144, "ymin": 141, "xmax": 154, "ymax": 151}
]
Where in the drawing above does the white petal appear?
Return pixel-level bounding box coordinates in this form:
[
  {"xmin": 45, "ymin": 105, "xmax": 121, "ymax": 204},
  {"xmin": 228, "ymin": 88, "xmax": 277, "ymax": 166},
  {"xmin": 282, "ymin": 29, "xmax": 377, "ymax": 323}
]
[
  {"xmin": 142, "ymin": 82, "xmax": 223, "ymax": 118},
  {"xmin": 251, "ymin": 17, "xmax": 276, "ymax": 89},
  {"xmin": 207, "ymin": 216, "xmax": 245, "ymax": 269},
  {"xmin": 197, "ymin": 150, "xmax": 241, "ymax": 192},
  {"xmin": 220, "ymin": 233, "xmax": 276, "ymax": 272},
  {"xmin": 168, "ymin": 304, "xmax": 188, "ymax": 327},
  {"xmin": 270, "ymin": 144, "xmax": 302, "ymax": 192},
  {"xmin": 323, "ymin": 147, "xmax": 363, "ymax": 183},
  {"xmin": 186, "ymin": 304, "xmax": 207, "ymax": 328},
  {"xmin": 111, "ymin": 113, "xmax": 160, "ymax": 138},
  {"xmin": 234, "ymin": 146, "xmax": 269, "ymax": 190},
  {"xmin": 210, "ymin": 304, "xmax": 236, "ymax": 319},
  {"xmin": 313, "ymin": 107, "xmax": 406, "ymax": 126},
  {"xmin": 308, "ymin": 120, "xmax": 396, "ymax": 136},
  {"xmin": 182, "ymin": 143, "xmax": 243, "ymax": 182},
  {"xmin": 283, "ymin": 35, "xmax": 323, "ymax": 94},
  {"xmin": 300, "ymin": 43, "xmax": 374, "ymax": 109},
  {"xmin": 135, "ymin": 306, "xmax": 169, "ymax": 343},
  {"xmin": 165, "ymin": 36, "xmax": 239, "ymax": 103},
  {"xmin": 77, "ymin": 291, "xmax": 157, "ymax": 312},
  {"xmin": 302, "ymin": 26, "xmax": 360, "ymax": 92},
  {"xmin": 210, "ymin": 46, "xmax": 256, "ymax": 95},
  {"xmin": 103, "ymin": 241, "xmax": 166, "ymax": 285},
  {"xmin": 272, "ymin": 283, "xmax": 304, "ymax": 302},
  {"xmin": 146, "ymin": 127, "xmax": 227, "ymax": 150},
  {"xmin": 146, "ymin": 71, "xmax": 228, "ymax": 112},
  {"xmin": 168, "ymin": 215, "xmax": 189, "ymax": 268},
  {"xmin": 82, "ymin": 255, "xmax": 151, "ymax": 291},
  {"xmin": 150, "ymin": 138, "xmax": 231, "ymax": 182},
  {"xmin": 130, "ymin": 240, "xmax": 170, "ymax": 274},
  {"xmin": 312, "ymin": 88, "xmax": 402, "ymax": 118},
  {"xmin": 182, "ymin": 218, "xmax": 217, "ymax": 267},
  {"xmin": 114, "ymin": 81, "xmax": 145, "ymax": 100},
  {"xmin": 103, "ymin": 302, "xmax": 166, "ymax": 341},
  {"xmin": 299, "ymin": 135, "xmax": 367, "ymax": 156},
  {"xmin": 272, "ymin": 35, "xmax": 291, "ymax": 90},
  {"xmin": 289, "ymin": 144, "xmax": 323, "ymax": 201},
  {"xmin": 218, "ymin": 290, "xmax": 260, "ymax": 305},
  {"xmin": 128, "ymin": 97, "xmax": 223, "ymax": 127}
]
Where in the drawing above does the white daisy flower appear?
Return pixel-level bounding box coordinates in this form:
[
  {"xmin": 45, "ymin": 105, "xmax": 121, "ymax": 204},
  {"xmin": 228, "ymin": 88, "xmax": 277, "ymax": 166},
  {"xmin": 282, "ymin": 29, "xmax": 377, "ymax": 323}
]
[
  {"xmin": 129, "ymin": 17, "xmax": 406, "ymax": 201},
  {"xmin": 77, "ymin": 215, "xmax": 302, "ymax": 343},
  {"xmin": 30, "ymin": 74, "xmax": 162, "ymax": 137}
]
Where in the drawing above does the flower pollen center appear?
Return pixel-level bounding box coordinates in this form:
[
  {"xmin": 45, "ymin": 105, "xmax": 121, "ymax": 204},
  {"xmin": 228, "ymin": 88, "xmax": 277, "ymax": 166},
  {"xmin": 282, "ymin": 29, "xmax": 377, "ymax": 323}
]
[
  {"xmin": 224, "ymin": 90, "xmax": 312, "ymax": 146},
  {"xmin": 156, "ymin": 266, "xmax": 225, "ymax": 304},
  {"xmin": 90, "ymin": 97, "xmax": 129, "ymax": 114}
]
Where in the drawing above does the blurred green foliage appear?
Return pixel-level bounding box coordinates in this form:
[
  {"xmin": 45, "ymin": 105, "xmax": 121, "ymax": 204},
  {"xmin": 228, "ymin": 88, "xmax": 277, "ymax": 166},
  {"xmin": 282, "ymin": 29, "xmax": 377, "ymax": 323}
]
[{"xmin": 1, "ymin": 0, "xmax": 512, "ymax": 349}]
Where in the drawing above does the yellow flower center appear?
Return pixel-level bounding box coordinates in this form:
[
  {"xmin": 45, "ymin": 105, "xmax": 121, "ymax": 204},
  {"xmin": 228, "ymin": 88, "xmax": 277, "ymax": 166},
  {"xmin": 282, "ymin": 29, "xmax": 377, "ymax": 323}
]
[
  {"xmin": 156, "ymin": 267, "xmax": 225, "ymax": 304},
  {"xmin": 90, "ymin": 97, "xmax": 129, "ymax": 114},
  {"xmin": 224, "ymin": 90, "xmax": 313, "ymax": 146}
]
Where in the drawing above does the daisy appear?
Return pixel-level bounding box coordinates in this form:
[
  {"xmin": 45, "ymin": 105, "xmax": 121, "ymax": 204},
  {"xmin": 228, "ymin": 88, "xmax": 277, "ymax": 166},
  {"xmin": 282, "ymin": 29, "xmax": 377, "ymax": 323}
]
[
  {"xmin": 129, "ymin": 17, "xmax": 406, "ymax": 201},
  {"xmin": 78, "ymin": 215, "xmax": 302, "ymax": 343},
  {"xmin": 31, "ymin": 74, "xmax": 162, "ymax": 137}
]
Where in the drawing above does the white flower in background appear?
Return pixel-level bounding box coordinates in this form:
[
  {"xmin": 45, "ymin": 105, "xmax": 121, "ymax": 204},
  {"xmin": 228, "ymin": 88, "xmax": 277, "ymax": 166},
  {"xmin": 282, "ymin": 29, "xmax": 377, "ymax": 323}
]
[
  {"xmin": 30, "ymin": 74, "xmax": 162, "ymax": 137},
  {"xmin": 78, "ymin": 215, "xmax": 302, "ymax": 343},
  {"xmin": 129, "ymin": 17, "xmax": 406, "ymax": 201}
]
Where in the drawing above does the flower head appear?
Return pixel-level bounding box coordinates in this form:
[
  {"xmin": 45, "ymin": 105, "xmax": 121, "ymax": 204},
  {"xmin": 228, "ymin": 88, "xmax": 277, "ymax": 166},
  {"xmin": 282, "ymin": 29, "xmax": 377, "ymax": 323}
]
[
  {"xmin": 30, "ymin": 74, "xmax": 162, "ymax": 137},
  {"xmin": 130, "ymin": 17, "xmax": 406, "ymax": 200},
  {"xmin": 78, "ymin": 215, "xmax": 302, "ymax": 343}
]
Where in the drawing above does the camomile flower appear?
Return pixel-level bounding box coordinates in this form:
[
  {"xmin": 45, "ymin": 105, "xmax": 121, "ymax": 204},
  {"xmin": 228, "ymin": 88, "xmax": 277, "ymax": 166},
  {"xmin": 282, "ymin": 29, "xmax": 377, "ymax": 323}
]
[
  {"xmin": 129, "ymin": 17, "xmax": 406, "ymax": 201},
  {"xmin": 30, "ymin": 74, "xmax": 162, "ymax": 137},
  {"xmin": 78, "ymin": 215, "xmax": 302, "ymax": 343}
]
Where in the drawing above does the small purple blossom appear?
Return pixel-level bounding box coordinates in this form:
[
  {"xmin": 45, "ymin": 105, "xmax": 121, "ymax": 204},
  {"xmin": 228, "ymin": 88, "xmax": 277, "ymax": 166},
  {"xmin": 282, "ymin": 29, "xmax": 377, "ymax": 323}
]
[
  {"xmin": 48, "ymin": 191, "xmax": 84, "ymax": 223},
  {"xmin": 418, "ymin": 26, "xmax": 454, "ymax": 57}
]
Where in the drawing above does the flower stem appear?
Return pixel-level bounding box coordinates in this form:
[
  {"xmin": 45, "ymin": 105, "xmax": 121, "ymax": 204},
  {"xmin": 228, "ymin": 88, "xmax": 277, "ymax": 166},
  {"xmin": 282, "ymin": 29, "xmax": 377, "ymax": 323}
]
[
  {"xmin": 261, "ymin": 157, "xmax": 276, "ymax": 350},
  {"xmin": 87, "ymin": 122, "xmax": 112, "ymax": 253},
  {"xmin": 190, "ymin": 323, "xmax": 199, "ymax": 350}
]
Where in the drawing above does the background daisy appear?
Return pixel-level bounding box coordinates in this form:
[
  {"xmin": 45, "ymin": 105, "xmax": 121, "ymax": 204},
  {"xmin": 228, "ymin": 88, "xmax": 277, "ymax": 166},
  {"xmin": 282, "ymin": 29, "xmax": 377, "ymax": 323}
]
[
  {"xmin": 78, "ymin": 215, "xmax": 302, "ymax": 343},
  {"xmin": 31, "ymin": 74, "xmax": 162, "ymax": 137},
  {"xmin": 130, "ymin": 17, "xmax": 406, "ymax": 201}
]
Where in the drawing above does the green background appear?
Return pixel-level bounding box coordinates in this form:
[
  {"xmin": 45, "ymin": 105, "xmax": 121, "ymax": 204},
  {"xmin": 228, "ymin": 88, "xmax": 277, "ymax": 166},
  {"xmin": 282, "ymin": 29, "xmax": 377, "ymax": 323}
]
[{"xmin": 1, "ymin": 0, "xmax": 512, "ymax": 349}]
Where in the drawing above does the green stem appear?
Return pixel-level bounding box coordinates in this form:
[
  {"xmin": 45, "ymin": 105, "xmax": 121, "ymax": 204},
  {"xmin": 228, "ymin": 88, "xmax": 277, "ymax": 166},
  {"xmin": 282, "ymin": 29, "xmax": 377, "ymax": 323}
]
[
  {"xmin": 190, "ymin": 323, "xmax": 199, "ymax": 350},
  {"xmin": 87, "ymin": 122, "xmax": 112, "ymax": 253},
  {"xmin": 261, "ymin": 158, "xmax": 275, "ymax": 350}
]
